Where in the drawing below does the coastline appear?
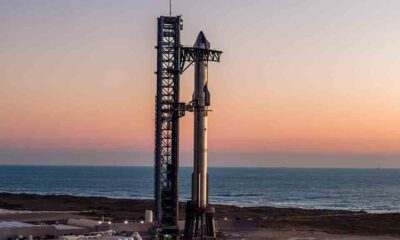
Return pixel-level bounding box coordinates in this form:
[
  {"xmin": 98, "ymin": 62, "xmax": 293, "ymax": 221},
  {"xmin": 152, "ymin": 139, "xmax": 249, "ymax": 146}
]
[{"xmin": 1, "ymin": 192, "xmax": 400, "ymax": 237}]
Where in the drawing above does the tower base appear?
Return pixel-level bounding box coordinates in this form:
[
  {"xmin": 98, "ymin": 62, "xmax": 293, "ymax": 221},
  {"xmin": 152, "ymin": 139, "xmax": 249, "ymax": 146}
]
[
  {"xmin": 183, "ymin": 201, "xmax": 217, "ymax": 240},
  {"xmin": 149, "ymin": 225, "xmax": 180, "ymax": 240}
]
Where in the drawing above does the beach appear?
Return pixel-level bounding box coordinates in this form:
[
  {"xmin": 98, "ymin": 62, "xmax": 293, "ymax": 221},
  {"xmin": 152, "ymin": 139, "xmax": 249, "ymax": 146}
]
[{"xmin": 1, "ymin": 192, "xmax": 400, "ymax": 238}]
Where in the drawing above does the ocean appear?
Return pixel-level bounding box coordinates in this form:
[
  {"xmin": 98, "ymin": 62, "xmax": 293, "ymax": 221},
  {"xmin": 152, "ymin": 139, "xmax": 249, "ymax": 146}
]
[{"xmin": 0, "ymin": 166, "xmax": 399, "ymax": 213}]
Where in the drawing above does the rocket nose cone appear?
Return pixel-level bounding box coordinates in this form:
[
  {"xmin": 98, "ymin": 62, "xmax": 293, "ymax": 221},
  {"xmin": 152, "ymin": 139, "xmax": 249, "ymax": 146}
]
[{"xmin": 193, "ymin": 31, "xmax": 210, "ymax": 49}]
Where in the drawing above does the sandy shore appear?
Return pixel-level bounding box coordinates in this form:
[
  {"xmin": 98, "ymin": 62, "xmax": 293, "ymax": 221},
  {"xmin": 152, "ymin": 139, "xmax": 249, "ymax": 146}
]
[{"xmin": 1, "ymin": 192, "xmax": 400, "ymax": 238}]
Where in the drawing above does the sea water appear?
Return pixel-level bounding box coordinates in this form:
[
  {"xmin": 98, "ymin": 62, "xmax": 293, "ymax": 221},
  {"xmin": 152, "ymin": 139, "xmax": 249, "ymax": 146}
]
[{"xmin": 0, "ymin": 166, "xmax": 399, "ymax": 212}]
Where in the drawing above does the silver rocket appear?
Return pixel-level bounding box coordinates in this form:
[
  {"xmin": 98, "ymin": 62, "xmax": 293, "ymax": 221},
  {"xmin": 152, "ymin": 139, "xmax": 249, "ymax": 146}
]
[
  {"xmin": 184, "ymin": 30, "xmax": 221, "ymax": 239},
  {"xmin": 192, "ymin": 31, "xmax": 211, "ymax": 209}
]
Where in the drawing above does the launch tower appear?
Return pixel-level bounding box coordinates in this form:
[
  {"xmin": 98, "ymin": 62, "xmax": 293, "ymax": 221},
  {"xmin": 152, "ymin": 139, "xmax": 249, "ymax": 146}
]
[{"xmin": 154, "ymin": 16, "xmax": 182, "ymax": 235}]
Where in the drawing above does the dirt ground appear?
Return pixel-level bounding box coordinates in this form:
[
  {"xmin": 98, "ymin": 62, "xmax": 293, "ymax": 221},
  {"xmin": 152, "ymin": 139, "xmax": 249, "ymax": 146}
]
[
  {"xmin": 1, "ymin": 193, "xmax": 400, "ymax": 238},
  {"xmin": 236, "ymin": 229, "xmax": 400, "ymax": 240}
]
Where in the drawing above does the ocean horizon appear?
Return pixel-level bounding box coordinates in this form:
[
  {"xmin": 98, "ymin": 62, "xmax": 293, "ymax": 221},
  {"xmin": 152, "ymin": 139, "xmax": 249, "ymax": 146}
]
[{"xmin": 0, "ymin": 165, "xmax": 399, "ymax": 213}]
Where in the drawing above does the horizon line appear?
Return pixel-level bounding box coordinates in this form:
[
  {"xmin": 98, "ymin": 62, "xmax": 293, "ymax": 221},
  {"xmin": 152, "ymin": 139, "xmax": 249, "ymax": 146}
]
[{"xmin": 0, "ymin": 164, "xmax": 398, "ymax": 170}]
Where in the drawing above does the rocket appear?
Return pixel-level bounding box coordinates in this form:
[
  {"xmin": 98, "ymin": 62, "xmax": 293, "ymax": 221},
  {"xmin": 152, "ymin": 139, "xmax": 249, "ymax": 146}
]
[
  {"xmin": 184, "ymin": 30, "xmax": 221, "ymax": 239},
  {"xmin": 192, "ymin": 31, "xmax": 211, "ymax": 209}
]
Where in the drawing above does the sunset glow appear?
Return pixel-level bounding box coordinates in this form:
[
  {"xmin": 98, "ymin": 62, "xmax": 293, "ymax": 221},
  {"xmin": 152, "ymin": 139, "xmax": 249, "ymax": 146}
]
[{"xmin": 1, "ymin": 0, "xmax": 400, "ymax": 167}]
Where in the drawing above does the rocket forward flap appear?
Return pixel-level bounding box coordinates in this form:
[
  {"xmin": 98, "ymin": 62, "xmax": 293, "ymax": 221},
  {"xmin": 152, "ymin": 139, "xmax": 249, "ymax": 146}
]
[{"xmin": 204, "ymin": 85, "xmax": 210, "ymax": 106}]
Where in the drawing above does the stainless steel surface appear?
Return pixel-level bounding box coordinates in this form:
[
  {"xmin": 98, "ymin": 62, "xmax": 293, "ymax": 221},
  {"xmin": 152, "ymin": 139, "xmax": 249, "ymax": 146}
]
[{"xmin": 193, "ymin": 32, "xmax": 210, "ymax": 209}]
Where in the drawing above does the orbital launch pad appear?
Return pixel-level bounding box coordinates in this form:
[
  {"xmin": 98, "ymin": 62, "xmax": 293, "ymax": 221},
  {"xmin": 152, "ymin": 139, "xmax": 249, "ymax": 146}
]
[{"xmin": 153, "ymin": 15, "xmax": 222, "ymax": 239}]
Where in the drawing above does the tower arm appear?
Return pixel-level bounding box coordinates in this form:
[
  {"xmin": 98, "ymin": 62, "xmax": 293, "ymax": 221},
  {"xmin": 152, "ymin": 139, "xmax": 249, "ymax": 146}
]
[{"xmin": 180, "ymin": 47, "xmax": 222, "ymax": 73}]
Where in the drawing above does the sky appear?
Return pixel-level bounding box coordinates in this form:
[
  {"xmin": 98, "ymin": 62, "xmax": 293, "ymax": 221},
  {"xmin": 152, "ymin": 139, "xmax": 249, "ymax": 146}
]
[{"xmin": 1, "ymin": 0, "xmax": 400, "ymax": 167}]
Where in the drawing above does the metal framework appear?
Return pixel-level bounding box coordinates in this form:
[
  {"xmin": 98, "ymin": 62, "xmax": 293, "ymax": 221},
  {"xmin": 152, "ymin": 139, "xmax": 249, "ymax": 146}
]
[
  {"xmin": 154, "ymin": 16, "xmax": 182, "ymax": 231},
  {"xmin": 180, "ymin": 47, "xmax": 222, "ymax": 73}
]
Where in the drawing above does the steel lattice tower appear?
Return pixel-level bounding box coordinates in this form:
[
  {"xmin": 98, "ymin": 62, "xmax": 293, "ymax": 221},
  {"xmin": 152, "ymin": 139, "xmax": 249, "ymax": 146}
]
[{"xmin": 154, "ymin": 16, "xmax": 182, "ymax": 233}]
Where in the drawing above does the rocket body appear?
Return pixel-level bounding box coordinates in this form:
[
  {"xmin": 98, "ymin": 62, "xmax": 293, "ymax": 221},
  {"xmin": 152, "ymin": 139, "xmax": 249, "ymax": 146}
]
[
  {"xmin": 192, "ymin": 32, "xmax": 210, "ymax": 209},
  {"xmin": 184, "ymin": 31, "xmax": 220, "ymax": 239}
]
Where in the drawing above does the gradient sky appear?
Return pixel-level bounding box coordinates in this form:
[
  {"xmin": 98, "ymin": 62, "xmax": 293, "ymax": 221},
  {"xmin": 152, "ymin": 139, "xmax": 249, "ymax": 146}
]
[{"xmin": 1, "ymin": 0, "xmax": 400, "ymax": 167}]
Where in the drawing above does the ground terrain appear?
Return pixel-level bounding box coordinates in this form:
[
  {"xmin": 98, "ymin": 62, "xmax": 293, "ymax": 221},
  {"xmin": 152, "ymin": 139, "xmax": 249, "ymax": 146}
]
[{"xmin": 1, "ymin": 193, "xmax": 399, "ymax": 239}]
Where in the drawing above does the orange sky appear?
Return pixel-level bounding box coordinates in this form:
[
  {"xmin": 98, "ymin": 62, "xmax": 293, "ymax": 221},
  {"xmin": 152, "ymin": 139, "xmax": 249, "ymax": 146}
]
[{"xmin": 1, "ymin": 0, "xmax": 400, "ymax": 167}]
